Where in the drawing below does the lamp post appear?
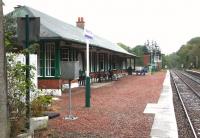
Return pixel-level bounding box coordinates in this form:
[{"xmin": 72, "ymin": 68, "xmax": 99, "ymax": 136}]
[
  {"xmin": 151, "ymin": 41, "xmax": 155, "ymax": 73},
  {"xmin": 150, "ymin": 50, "xmax": 153, "ymax": 74},
  {"xmin": 154, "ymin": 42, "xmax": 158, "ymax": 71},
  {"xmin": 84, "ymin": 29, "xmax": 93, "ymax": 107}
]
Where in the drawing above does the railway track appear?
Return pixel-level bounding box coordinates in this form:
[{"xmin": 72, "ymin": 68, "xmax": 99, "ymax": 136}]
[
  {"xmin": 186, "ymin": 70, "xmax": 200, "ymax": 77},
  {"xmin": 170, "ymin": 70, "xmax": 200, "ymax": 138}
]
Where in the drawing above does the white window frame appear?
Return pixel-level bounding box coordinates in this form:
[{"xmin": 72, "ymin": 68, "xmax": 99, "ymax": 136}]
[
  {"xmin": 99, "ymin": 53, "xmax": 104, "ymax": 71},
  {"xmin": 61, "ymin": 48, "xmax": 70, "ymax": 61},
  {"xmin": 45, "ymin": 42, "xmax": 55, "ymax": 77},
  {"xmin": 37, "ymin": 47, "xmax": 41, "ymax": 76}
]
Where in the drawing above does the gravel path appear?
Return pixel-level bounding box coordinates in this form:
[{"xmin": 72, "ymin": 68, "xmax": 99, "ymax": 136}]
[
  {"xmin": 36, "ymin": 72, "xmax": 166, "ymax": 138},
  {"xmin": 171, "ymin": 73, "xmax": 195, "ymax": 138}
]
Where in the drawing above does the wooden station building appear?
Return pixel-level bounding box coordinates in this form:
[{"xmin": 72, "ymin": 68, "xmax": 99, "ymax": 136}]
[{"xmin": 9, "ymin": 6, "xmax": 136, "ymax": 94}]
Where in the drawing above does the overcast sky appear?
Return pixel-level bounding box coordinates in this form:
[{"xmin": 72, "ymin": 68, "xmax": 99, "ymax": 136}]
[{"xmin": 3, "ymin": 0, "xmax": 200, "ymax": 54}]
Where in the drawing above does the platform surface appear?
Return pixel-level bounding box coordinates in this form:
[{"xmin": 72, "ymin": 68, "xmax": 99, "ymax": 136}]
[
  {"xmin": 144, "ymin": 70, "xmax": 178, "ymax": 138},
  {"xmin": 45, "ymin": 72, "xmax": 166, "ymax": 137}
]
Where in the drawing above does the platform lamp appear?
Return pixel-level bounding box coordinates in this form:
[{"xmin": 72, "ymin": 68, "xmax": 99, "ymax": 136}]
[{"xmin": 84, "ymin": 29, "xmax": 93, "ymax": 107}]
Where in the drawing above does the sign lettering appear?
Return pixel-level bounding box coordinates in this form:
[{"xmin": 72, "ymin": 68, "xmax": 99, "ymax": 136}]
[{"xmin": 84, "ymin": 29, "xmax": 93, "ymax": 40}]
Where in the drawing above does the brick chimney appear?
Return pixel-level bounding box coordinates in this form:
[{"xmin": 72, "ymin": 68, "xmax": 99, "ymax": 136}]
[{"xmin": 76, "ymin": 17, "xmax": 85, "ymax": 29}]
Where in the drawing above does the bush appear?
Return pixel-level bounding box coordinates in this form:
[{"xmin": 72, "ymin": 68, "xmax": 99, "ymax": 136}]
[
  {"xmin": 31, "ymin": 95, "xmax": 53, "ymax": 117},
  {"xmin": 7, "ymin": 53, "xmax": 36, "ymax": 137}
]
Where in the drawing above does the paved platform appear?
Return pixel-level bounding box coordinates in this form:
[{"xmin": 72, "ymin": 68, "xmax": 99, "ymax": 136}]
[
  {"xmin": 40, "ymin": 72, "xmax": 166, "ymax": 137},
  {"xmin": 91, "ymin": 81, "xmax": 114, "ymax": 88},
  {"xmin": 144, "ymin": 71, "xmax": 178, "ymax": 138}
]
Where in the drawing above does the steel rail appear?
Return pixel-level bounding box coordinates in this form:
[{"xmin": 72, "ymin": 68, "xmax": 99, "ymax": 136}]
[
  {"xmin": 179, "ymin": 70, "xmax": 200, "ymax": 85},
  {"xmin": 186, "ymin": 70, "xmax": 200, "ymax": 80},
  {"xmin": 175, "ymin": 70, "xmax": 200, "ymax": 99},
  {"xmin": 170, "ymin": 70, "xmax": 198, "ymax": 138}
]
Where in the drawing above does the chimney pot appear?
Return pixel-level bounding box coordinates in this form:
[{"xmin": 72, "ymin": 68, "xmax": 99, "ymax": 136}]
[{"xmin": 76, "ymin": 17, "xmax": 85, "ymax": 29}]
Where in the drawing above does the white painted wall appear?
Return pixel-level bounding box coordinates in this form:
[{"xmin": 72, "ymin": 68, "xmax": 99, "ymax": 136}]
[
  {"xmin": 16, "ymin": 54, "xmax": 37, "ymax": 88},
  {"xmin": 78, "ymin": 52, "xmax": 83, "ymax": 70},
  {"xmin": 30, "ymin": 54, "xmax": 38, "ymax": 89},
  {"xmin": 123, "ymin": 60, "xmax": 126, "ymax": 69},
  {"xmin": 16, "ymin": 54, "xmax": 38, "ymax": 100}
]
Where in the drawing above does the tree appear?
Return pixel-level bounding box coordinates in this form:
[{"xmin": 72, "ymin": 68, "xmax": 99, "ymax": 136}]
[
  {"xmin": 163, "ymin": 37, "xmax": 200, "ymax": 69},
  {"xmin": 117, "ymin": 42, "xmax": 132, "ymax": 53},
  {"xmin": 0, "ymin": 0, "xmax": 10, "ymax": 137},
  {"xmin": 174, "ymin": 37, "xmax": 200, "ymax": 69},
  {"xmin": 132, "ymin": 45, "xmax": 145, "ymax": 66},
  {"xmin": 118, "ymin": 43, "xmax": 145, "ymax": 66},
  {"xmin": 164, "ymin": 53, "xmax": 180, "ymax": 69}
]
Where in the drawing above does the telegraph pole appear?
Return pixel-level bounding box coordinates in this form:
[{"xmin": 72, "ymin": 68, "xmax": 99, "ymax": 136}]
[{"xmin": 0, "ymin": 0, "xmax": 10, "ymax": 137}]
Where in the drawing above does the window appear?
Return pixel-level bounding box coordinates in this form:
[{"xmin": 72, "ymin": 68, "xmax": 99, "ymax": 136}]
[
  {"xmin": 90, "ymin": 52, "xmax": 92, "ymax": 72},
  {"xmin": 45, "ymin": 42, "xmax": 55, "ymax": 76},
  {"xmin": 123, "ymin": 58, "xmax": 126, "ymax": 69},
  {"xmin": 39, "ymin": 45, "xmax": 44, "ymax": 76},
  {"xmin": 112, "ymin": 56, "xmax": 120, "ymax": 69},
  {"xmin": 61, "ymin": 48, "xmax": 77, "ymax": 61},
  {"xmin": 37, "ymin": 46, "xmax": 41, "ymax": 76},
  {"xmin": 99, "ymin": 53, "xmax": 104, "ymax": 71},
  {"xmin": 61, "ymin": 48, "xmax": 69, "ymax": 61},
  {"xmin": 104, "ymin": 54, "xmax": 108, "ymax": 71},
  {"xmin": 92, "ymin": 53, "xmax": 97, "ymax": 72},
  {"xmin": 73, "ymin": 49, "xmax": 77, "ymax": 61},
  {"xmin": 109, "ymin": 55, "xmax": 112, "ymax": 70}
]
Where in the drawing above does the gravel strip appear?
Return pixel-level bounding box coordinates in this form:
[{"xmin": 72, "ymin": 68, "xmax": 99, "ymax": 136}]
[
  {"xmin": 35, "ymin": 72, "xmax": 166, "ymax": 138},
  {"xmin": 171, "ymin": 75, "xmax": 195, "ymax": 138}
]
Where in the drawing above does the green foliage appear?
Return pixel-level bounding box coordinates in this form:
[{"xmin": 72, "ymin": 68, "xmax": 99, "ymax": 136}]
[
  {"xmin": 161, "ymin": 54, "xmax": 167, "ymax": 68},
  {"xmin": 164, "ymin": 53, "xmax": 180, "ymax": 69},
  {"xmin": 31, "ymin": 95, "xmax": 53, "ymax": 117},
  {"xmin": 7, "ymin": 53, "xmax": 36, "ymax": 137},
  {"xmin": 7, "ymin": 53, "xmax": 36, "ymax": 94},
  {"xmin": 132, "ymin": 45, "xmax": 145, "ymax": 66},
  {"xmin": 118, "ymin": 42, "xmax": 145, "ymax": 66},
  {"xmin": 3, "ymin": 13, "xmax": 18, "ymax": 51},
  {"xmin": 187, "ymin": 37, "xmax": 200, "ymax": 45},
  {"xmin": 4, "ymin": 13, "xmax": 40, "ymax": 137},
  {"xmin": 117, "ymin": 42, "xmax": 132, "ymax": 53},
  {"xmin": 4, "ymin": 13, "xmax": 40, "ymax": 53},
  {"xmin": 164, "ymin": 37, "xmax": 200, "ymax": 69}
]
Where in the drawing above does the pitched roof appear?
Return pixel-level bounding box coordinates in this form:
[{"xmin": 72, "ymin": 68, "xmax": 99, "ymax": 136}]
[{"xmin": 9, "ymin": 6, "xmax": 135, "ymax": 56}]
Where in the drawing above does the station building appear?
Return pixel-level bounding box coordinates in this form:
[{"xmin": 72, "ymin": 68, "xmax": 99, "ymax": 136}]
[
  {"xmin": 143, "ymin": 48, "xmax": 162, "ymax": 71},
  {"xmin": 8, "ymin": 6, "xmax": 136, "ymax": 94}
]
